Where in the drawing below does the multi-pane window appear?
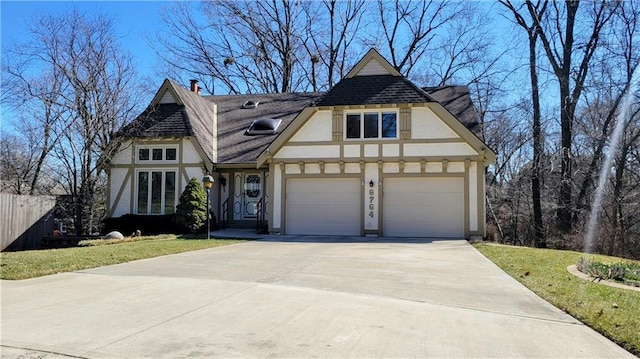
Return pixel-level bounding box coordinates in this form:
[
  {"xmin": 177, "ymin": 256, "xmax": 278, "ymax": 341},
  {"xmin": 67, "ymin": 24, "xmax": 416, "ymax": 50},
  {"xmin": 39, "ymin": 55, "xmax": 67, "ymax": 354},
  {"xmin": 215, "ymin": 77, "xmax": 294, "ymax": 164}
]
[
  {"xmin": 136, "ymin": 146, "xmax": 178, "ymax": 163},
  {"xmin": 136, "ymin": 170, "xmax": 177, "ymax": 214},
  {"xmin": 345, "ymin": 111, "xmax": 397, "ymax": 139}
]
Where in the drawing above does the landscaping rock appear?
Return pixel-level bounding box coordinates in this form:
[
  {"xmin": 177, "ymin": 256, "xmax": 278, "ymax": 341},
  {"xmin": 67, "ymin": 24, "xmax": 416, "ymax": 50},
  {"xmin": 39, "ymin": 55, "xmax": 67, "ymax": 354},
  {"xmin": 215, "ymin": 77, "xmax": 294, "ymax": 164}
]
[{"xmin": 105, "ymin": 231, "xmax": 124, "ymax": 240}]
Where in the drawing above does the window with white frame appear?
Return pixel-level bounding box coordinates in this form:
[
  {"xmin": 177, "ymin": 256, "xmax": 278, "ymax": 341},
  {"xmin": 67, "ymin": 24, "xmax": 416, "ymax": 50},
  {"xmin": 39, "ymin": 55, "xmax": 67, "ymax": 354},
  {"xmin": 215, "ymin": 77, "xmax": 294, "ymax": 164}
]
[
  {"xmin": 136, "ymin": 169, "xmax": 177, "ymax": 215},
  {"xmin": 136, "ymin": 145, "xmax": 178, "ymax": 163},
  {"xmin": 345, "ymin": 111, "xmax": 397, "ymax": 139}
]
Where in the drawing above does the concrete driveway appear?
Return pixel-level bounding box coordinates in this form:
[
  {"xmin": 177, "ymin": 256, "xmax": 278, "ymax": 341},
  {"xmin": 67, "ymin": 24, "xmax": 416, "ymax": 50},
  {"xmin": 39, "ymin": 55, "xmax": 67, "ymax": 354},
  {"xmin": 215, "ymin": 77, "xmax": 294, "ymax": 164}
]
[{"xmin": 1, "ymin": 238, "xmax": 633, "ymax": 358}]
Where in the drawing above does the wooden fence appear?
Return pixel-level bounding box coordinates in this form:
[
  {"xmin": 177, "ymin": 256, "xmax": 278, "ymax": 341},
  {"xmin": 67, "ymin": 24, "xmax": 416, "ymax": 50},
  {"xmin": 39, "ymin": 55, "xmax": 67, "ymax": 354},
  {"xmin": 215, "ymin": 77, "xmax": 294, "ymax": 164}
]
[{"xmin": 1, "ymin": 193, "xmax": 56, "ymax": 251}]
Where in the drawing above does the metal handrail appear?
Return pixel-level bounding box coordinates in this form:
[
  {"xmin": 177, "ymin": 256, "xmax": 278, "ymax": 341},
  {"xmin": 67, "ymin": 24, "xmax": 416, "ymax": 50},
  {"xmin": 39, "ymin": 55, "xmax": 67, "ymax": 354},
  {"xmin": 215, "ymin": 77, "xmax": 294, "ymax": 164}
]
[
  {"xmin": 221, "ymin": 198, "xmax": 229, "ymax": 229},
  {"xmin": 256, "ymin": 197, "xmax": 264, "ymax": 232}
]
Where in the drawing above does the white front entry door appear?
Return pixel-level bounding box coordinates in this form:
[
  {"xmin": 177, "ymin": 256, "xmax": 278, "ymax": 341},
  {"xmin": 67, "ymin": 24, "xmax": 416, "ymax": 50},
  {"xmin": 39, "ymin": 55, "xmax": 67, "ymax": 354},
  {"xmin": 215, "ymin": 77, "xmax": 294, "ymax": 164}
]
[
  {"xmin": 383, "ymin": 177, "xmax": 464, "ymax": 238},
  {"xmin": 243, "ymin": 173, "xmax": 262, "ymax": 219},
  {"xmin": 285, "ymin": 178, "xmax": 361, "ymax": 236}
]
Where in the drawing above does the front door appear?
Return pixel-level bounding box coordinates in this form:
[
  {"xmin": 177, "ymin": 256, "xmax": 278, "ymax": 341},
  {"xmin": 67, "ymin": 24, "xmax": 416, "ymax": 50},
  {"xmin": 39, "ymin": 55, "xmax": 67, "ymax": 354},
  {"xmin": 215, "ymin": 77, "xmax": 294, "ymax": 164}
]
[{"xmin": 243, "ymin": 173, "xmax": 262, "ymax": 218}]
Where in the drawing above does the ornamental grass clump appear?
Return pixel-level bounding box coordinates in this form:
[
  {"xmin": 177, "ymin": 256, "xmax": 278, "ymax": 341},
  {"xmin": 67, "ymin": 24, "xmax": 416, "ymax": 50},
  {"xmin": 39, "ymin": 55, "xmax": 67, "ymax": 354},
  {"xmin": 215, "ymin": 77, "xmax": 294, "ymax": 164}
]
[{"xmin": 577, "ymin": 257, "xmax": 640, "ymax": 287}]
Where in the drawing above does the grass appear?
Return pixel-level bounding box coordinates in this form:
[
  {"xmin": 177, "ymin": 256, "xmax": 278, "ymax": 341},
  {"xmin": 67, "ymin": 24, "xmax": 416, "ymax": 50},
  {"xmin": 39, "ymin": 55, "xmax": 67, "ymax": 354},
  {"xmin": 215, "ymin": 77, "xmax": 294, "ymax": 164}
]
[
  {"xmin": 0, "ymin": 235, "xmax": 244, "ymax": 280},
  {"xmin": 474, "ymin": 243, "xmax": 640, "ymax": 356}
]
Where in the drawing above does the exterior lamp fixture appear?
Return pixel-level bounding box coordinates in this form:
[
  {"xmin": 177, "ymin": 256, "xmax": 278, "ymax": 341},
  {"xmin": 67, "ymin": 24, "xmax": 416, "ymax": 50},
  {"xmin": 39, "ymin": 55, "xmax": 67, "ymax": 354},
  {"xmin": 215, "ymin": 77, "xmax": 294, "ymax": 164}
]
[
  {"xmin": 369, "ymin": 180, "xmax": 374, "ymax": 188},
  {"xmin": 202, "ymin": 175, "xmax": 214, "ymax": 240}
]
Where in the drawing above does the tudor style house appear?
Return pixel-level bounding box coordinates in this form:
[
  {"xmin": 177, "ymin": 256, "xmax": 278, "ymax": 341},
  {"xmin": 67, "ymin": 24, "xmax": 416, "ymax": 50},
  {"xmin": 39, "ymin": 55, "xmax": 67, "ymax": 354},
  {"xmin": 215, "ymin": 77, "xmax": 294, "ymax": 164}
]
[{"xmin": 106, "ymin": 49, "xmax": 496, "ymax": 238}]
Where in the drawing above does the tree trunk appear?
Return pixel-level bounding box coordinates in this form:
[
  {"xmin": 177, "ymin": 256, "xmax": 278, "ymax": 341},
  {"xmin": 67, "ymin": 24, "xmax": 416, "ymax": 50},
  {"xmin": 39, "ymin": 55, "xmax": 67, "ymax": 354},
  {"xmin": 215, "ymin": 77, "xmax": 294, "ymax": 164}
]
[{"xmin": 529, "ymin": 28, "xmax": 545, "ymax": 248}]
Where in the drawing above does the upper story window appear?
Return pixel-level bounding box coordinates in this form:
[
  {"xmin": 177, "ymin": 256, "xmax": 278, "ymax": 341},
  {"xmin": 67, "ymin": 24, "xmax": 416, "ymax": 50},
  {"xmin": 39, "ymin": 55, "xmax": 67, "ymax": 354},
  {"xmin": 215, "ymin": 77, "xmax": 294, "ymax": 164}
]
[
  {"xmin": 345, "ymin": 111, "xmax": 397, "ymax": 139},
  {"xmin": 136, "ymin": 146, "xmax": 178, "ymax": 163}
]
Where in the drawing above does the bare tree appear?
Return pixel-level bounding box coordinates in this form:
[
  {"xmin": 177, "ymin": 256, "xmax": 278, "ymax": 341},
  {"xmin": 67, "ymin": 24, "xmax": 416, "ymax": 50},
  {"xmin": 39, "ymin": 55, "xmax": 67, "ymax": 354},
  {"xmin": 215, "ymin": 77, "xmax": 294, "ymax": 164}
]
[
  {"xmin": 374, "ymin": 0, "xmax": 454, "ymax": 78},
  {"xmin": 501, "ymin": 0, "xmax": 548, "ymax": 247},
  {"xmin": 3, "ymin": 9, "xmax": 138, "ymax": 235},
  {"xmin": 302, "ymin": 0, "xmax": 366, "ymax": 90},
  {"xmin": 573, "ymin": 0, "xmax": 640, "ymax": 258},
  {"xmin": 527, "ymin": 0, "xmax": 618, "ymax": 233},
  {"xmin": 0, "ymin": 132, "xmax": 35, "ymax": 194},
  {"xmin": 156, "ymin": 0, "xmax": 313, "ymax": 94}
]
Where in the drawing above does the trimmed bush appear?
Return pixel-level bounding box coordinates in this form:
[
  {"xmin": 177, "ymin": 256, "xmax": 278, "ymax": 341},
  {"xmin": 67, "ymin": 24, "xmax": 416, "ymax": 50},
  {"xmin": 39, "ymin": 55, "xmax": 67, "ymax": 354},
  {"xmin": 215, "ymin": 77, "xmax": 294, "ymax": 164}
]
[{"xmin": 173, "ymin": 177, "xmax": 208, "ymax": 233}]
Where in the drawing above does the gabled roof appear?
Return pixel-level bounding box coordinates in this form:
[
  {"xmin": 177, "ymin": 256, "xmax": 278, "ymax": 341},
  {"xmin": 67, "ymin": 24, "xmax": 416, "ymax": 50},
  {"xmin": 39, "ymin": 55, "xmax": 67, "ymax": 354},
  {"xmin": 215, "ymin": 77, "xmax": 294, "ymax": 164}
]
[
  {"xmin": 315, "ymin": 75, "xmax": 435, "ymax": 107},
  {"xmin": 345, "ymin": 48, "xmax": 402, "ymax": 78},
  {"xmin": 209, "ymin": 92, "xmax": 323, "ymax": 164},
  {"xmin": 115, "ymin": 49, "xmax": 493, "ymax": 168},
  {"xmin": 118, "ymin": 103, "xmax": 192, "ymax": 138},
  {"xmin": 256, "ymin": 49, "xmax": 494, "ymax": 166},
  {"xmin": 316, "ymin": 48, "xmax": 437, "ymax": 107},
  {"xmin": 423, "ymin": 85, "xmax": 480, "ymax": 137},
  {"xmin": 117, "ymin": 79, "xmax": 216, "ymax": 163}
]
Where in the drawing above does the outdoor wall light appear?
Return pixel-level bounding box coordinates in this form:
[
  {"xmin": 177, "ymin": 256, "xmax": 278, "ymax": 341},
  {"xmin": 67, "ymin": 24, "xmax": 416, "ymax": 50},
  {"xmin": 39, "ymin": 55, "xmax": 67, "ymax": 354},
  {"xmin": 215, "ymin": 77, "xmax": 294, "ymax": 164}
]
[
  {"xmin": 369, "ymin": 179, "xmax": 374, "ymax": 188},
  {"xmin": 202, "ymin": 175, "xmax": 215, "ymax": 239},
  {"xmin": 202, "ymin": 175, "xmax": 214, "ymax": 189}
]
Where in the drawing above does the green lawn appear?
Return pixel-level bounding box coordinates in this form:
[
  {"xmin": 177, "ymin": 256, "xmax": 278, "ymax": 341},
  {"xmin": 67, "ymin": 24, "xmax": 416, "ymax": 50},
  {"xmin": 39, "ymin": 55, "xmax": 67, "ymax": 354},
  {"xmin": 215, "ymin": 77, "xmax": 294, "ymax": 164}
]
[
  {"xmin": 474, "ymin": 243, "xmax": 640, "ymax": 356},
  {"xmin": 0, "ymin": 235, "xmax": 244, "ymax": 280}
]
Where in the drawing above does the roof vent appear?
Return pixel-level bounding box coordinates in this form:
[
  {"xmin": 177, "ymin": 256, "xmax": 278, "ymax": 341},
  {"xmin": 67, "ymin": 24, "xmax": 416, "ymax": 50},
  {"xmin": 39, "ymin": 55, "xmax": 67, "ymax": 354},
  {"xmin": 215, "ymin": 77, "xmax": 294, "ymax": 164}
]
[
  {"xmin": 242, "ymin": 100, "xmax": 259, "ymax": 109},
  {"xmin": 244, "ymin": 118, "xmax": 282, "ymax": 136}
]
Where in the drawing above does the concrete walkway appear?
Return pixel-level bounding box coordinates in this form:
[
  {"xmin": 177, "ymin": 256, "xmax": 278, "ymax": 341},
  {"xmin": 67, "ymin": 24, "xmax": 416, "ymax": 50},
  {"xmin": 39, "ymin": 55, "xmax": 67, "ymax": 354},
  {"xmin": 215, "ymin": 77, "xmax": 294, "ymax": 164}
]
[{"xmin": 1, "ymin": 238, "xmax": 634, "ymax": 358}]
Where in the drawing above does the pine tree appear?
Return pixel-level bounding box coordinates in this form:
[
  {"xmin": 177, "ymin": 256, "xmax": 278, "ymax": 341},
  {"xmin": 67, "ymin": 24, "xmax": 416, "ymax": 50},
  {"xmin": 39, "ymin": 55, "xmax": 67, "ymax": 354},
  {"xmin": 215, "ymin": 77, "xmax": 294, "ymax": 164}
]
[{"xmin": 173, "ymin": 178, "xmax": 208, "ymax": 233}]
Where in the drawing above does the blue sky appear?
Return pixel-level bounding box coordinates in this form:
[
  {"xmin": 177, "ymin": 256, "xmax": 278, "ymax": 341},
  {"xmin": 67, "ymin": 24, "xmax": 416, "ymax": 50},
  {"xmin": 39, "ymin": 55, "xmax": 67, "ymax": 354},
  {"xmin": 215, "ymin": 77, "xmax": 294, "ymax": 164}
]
[
  {"xmin": 0, "ymin": 1, "xmax": 528, "ymax": 132},
  {"xmin": 1, "ymin": 1, "xmax": 175, "ymax": 131},
  {"xmin": 1, "ymin": 1, "xmax": 168, "ymax": 80}
]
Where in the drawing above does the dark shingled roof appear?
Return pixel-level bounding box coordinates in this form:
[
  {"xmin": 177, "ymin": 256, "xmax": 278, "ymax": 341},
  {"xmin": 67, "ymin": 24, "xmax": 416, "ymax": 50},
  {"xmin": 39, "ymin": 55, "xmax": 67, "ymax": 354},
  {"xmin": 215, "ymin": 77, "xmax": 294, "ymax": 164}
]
[
  {"xmin": 117, "ymin": 80, "xmax": 216, "ymax": 163},
  {"xmin": 117, "ymin": 79, "xmax": 481, "ymax": 166},
  {"xmin": 209, "ymin": 92, "xmax": 324, "ymax": 164},
  {"xmin": 118, "ymin": 103, "xmax": 192, "ymax": 138},
  {"xmin": 315, "ymin": 75, "xmax": 435, "ymax": 106},
  {"xmin": 423, "ymin": 85, "xmax": 480, "ymax": 137}
]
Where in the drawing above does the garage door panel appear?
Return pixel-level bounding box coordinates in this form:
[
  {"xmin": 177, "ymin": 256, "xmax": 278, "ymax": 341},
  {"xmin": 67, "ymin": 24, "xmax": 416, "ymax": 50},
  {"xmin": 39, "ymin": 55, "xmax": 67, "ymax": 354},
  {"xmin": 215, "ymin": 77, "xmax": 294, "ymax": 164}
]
[
  {"xmin": 286, "ymin": 178, "xmax": 361, "ymax": 236},
  {"xmin": 383, "ymin": 177, "xmax": 464, "ymax": 238}
]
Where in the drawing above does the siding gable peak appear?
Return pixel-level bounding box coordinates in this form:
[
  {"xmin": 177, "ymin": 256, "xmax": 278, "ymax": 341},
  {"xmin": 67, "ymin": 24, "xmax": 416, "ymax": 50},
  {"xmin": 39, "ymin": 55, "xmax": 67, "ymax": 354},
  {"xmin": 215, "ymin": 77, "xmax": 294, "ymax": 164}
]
[{"xmin": 346, "ymin": 48, "xmax": 402, "ymax": 78}]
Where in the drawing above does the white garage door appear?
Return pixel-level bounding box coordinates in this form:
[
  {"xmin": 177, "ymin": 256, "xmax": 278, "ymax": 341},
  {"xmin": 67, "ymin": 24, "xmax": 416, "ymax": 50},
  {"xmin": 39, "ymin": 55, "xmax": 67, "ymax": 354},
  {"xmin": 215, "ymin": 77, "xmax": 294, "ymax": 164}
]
[
  {"xmin": 383, "ymin": 177, "xmax": 464, "ymax": 238},
  {"xmin": 286, "ymin": 178, "xmax": 361, "ymax": 235}
]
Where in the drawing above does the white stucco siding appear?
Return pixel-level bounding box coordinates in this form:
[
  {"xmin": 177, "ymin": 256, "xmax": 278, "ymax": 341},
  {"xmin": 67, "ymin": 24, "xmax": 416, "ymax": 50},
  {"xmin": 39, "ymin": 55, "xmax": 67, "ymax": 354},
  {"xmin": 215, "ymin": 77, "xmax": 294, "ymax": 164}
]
[
  {"xmin": 383, "ymin": 163, "xmax": 400, "ymax": 173},
  {"xmin": 111, "ymin": 141, "xmax": 133, "ymax": 165},
  {"xmin": 304, "ymin": 163, "xmax": 321, "ymax": 174},
  {"xmin": 285, "ymin": 164, "xmax": 301, "ymax": 174},
  {"xmin": 364, "ymin": 144, "xmax": 378, "ymax": 157},
  {"xmin": 404, "ymin": 162, "xmax": 421, "ymax": 173},
  {"xmin": 404, "ymin": 143, "xmax": 478, "ymax": 157},
  {"xmin": 182, "ymin": 139, "xmax": 202, "ymax": 164},
  {"xmin": 344, "ymin": 145, "xmax": 360, "ymax": 158},
  {"xmin": 289, "ymin": 111, "xmax": 332, "ymax": 142},
  {"xmin": 448, "ymin": 162, "xmax": 465, "ymax": 173},
  {"xmin": 344, "ymin": 163, "xmax": 361, "ymax": 173},
  {"xmin": 184, "ymin": 167, "xmax": 205, "ymax": 189},
  {"xmin": 382, "ymin": 144, "xmax": 399, "ymax": 157},
  {"xmin": 411, "ymin": 108, "xmax": 459, "ymax": 139},
  {"xmin": 275, "ymin": 145, "xmax": 340, "ymax": 159},
  {"xmin": 469, "ymin": 161, "xmax": 478, "ymax": 232},
  {"xmin": 110, "ymin": 168, "xmax": 131, "ymax": 217},
  {"xmin": 425, "ymin": 162, "xmax": 442, "ymax": 173},
  {"xmin": 324, "ymin": 163, "xmax": 341, "ymax": 174}
]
